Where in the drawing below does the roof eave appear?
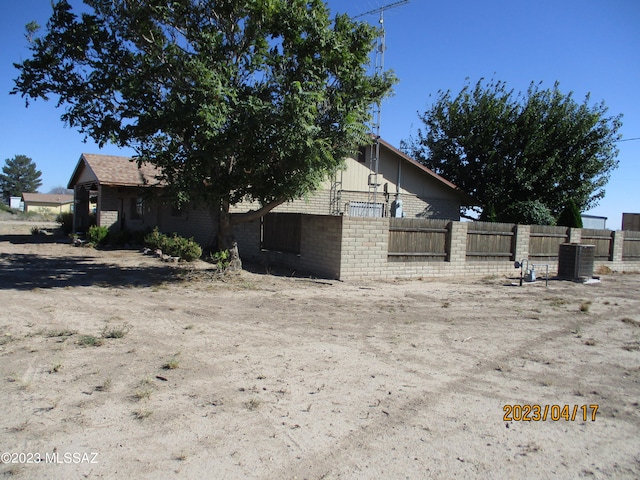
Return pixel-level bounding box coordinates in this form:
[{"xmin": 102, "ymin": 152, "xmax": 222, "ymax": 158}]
[{"xmin": 377, "ymin": 138, "xmax": 480, "ymax": 207}]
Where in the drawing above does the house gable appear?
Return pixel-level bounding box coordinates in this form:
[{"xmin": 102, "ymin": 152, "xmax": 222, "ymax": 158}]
[{"xmin": 68, "ymin": 153, "xmax": 161, "ymax": 189}]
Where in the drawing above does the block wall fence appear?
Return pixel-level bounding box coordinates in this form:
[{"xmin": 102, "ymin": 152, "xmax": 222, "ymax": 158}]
[{"xmin": 234, "ymin": 214, "xmax": 639, "ymax": 281}]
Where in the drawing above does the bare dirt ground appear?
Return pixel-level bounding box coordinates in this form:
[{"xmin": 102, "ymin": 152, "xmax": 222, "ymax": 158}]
[{"xmin": 1, "ymin": 219, "xmax": 639, "ymax": 479}]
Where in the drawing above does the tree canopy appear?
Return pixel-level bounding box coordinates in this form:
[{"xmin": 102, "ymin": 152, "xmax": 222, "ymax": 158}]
[
  {"xmin": 12, "ymin": 0, "xmax": 395, "ymax": 263},
  {"xmin": 402, "ymin": 78, "xmax": 622, "ymax": 223},
  {"xmin": 0, "ymin": 155, "xmax": 42, "ymax": 203}
]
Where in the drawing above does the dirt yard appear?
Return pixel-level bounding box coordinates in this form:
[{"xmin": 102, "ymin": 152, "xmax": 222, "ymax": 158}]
[{"xmin": 1, "ymin": 220, "xmax": 639, "ymax": 479}]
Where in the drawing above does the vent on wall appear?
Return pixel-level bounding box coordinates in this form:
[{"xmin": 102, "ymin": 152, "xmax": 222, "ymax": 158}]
[{"xmin": 557, "ymin": 244, "xmax": 595, "ymax": 280}]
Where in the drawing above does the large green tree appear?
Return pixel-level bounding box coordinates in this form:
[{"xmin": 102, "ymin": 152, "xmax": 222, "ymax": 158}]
[
  {"xmin": 402, "ymin": 78, "xmax": 622, "ymax": 222},
  {"xmin": 12, "ymin": 0, "xmax": 395, "ymax": 267},
  {"xmin": 0, "ymin": 155, "xmax": 43, "ymax": 203}
]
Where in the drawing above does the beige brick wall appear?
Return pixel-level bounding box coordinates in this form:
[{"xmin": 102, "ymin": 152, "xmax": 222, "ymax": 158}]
[
  {"xmin": 335, "ymin": 217, "xmax": 636, "ymax": 281},
  {"xmin": 231, "ymin": 188, "xmax": 461, "ymax": 221},
  {"xmin": 234, "ymin": 214, "xmax": 343, "ymax": 279},
  {"xmin": 159, "ymin": 205, "xmax": 217, "ymax": 247},
  {"xmin": 339, "ymin": 216, "xmax": 389, "ymax": 279},
  {"xmin": 98, "ymin": 187, "xmax": 119, "ymax": 230}
]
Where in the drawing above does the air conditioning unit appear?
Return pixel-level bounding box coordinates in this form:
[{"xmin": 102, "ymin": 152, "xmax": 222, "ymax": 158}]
[{"xmin": 557, "ymin": 244, "xmax": 595, "ymax": 280}]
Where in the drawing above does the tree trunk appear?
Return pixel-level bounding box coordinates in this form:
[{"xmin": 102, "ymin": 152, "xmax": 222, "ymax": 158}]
[
  {"xmin": 214, "ymin": 197, "xmax": 286, "ymax": 273},
  {"xmin": 216, "ymin": 201, "xmax": 242, "ymax": 272}
]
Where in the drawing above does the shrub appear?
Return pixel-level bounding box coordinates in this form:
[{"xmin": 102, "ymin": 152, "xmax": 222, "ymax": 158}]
[
  {"xmin": 144, "ymin": 228, "xmax": 202, "ymax": 261},
  {"xmin": 209, "ymin": 250, "xmax": 231, "ymax": 271},
  {"xmin": 87, "ymin": 225, "xmax": 109, "ymax": 245},
  {"xmin": 56, "ymin": 212, "xmax": 74, "ymax": 235},
  {"xmin": 500, "ymin": 200, "xmax": 556, "ymax": 226},
  {"xmin": 144, "ymin": 227, "xmax": 165, "ymax": 251},
  {"xmin": 165, "ymin": 234, "xmax": 202, "ymax": 261}
]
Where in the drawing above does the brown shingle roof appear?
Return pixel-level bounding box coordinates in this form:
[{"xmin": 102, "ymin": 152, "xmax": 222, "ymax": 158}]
[
  {"xmin": 21, "ymin": 193, "xmax": 74, "ymax": 205},
  {"xmin": 68, "ymin": 153, "xmax": 162, "ymax": 188}
]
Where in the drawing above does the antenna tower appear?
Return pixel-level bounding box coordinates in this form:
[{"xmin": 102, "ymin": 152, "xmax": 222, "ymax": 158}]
[{"xmin": 354, "ymin": 0, "xmax": 408, "ymax": 216}]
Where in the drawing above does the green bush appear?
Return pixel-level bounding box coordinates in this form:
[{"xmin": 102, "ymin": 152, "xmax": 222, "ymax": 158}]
[
  {"xmin": 144, "ymin": 228, "xmax": 202, "ymax": 261},
  {"xmin": 165, "ymin": 234, "xmax": 202, "ymax": 261},
  {"xmin": 56, "ymin": 212, "xmax": 74, "ymax": 235},
  {"xmin": 87, "ymin": 225, "xmax": 109, "ymax": 245},
  {"xmin": 208, "ymin": 250, "xmax": 230, "ymax": 271},
  {"xmin": 144, "ymin": 227, "xmax": 164, "ymax": 251},
  {"xmin": 500, "ymin": 200, "xmax": 556, "ymax": 226}
]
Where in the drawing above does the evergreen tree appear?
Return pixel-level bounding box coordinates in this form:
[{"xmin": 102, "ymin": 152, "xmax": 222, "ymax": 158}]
[
  {"xmin": 0, "ymin": 155, "xmax": 42, "ymax": 203},
  {"xmin": 557, "ymin": 199, "xmax": 583, "ymax": 228}
]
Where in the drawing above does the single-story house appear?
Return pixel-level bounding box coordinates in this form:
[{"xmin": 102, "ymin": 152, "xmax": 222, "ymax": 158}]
[
  {"xmin": 67, "ymin": 140, "xmax": 476, "ymax": 246},
  {"xmin": 67, "ymin": 153, "xmax": 217, "ymax": 244},
  {"xmin": 21, "ymin": 192, "xmax": 74, "ymax": 215}
]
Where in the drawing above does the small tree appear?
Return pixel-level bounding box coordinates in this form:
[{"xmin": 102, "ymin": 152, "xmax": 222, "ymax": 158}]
[
  {"xmin": 0, "ymin": 154, "xmax": 42, "ymax": 203},
  {"xmin": 557, "ymin": 199, "xmax": 583, "ymax": 228}
]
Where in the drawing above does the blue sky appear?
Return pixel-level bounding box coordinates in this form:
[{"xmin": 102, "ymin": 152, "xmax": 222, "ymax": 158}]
[{"xmin": 1, "ymin": 0, "xmax": 638, "ymax": 228}]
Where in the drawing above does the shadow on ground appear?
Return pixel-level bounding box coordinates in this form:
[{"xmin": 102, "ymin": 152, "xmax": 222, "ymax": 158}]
[
  {"xmin": 0, "ymin": 233, "xmax": 183, "ymax": 290},
  {"xmin": 0, "ymin": 232, "xmax": 63, "ymax": 245}
]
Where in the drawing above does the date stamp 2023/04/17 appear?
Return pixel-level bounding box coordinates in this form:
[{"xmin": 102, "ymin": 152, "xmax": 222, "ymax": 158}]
[{"xmin": 503, "ymin": 404, "xmax": 599, "ymax": 422}]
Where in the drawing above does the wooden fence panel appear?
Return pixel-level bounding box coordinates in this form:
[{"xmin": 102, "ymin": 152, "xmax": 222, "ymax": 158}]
[
  {"xmin": 529, "ymin": 225, "xmax": 569, "ymax": 260},
  {"xmin": 581, "ymin": 228, "xmax": 614, "ymax": 260},
  {"xmin": 388, "ymin": 218, "xmax": 449, "ymax": 262},
  {"xmin": 623, "ymin": 230, "xmax": 640, "ymax": 261},
  {"xmin": 466, "ymin": 221, "xmax": 515, "ymax": 261},
  {"xmin": 261, "ymin": 213, "xmax": 302, "ymax": 254}
]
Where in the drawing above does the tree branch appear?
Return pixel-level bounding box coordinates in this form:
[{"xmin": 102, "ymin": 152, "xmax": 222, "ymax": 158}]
[{"xmin": 230, "ymin": 198, "xmax": 286, "ymax": 225}]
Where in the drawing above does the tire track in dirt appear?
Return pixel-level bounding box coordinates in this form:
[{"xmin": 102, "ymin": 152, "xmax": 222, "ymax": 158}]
[{"xmin": 268, "ymin": 315, "xmax": 602, "ymax": 480}]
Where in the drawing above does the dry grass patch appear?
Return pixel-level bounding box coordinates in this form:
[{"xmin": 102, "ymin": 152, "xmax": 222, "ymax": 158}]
[
  {"xmin": 579, "ymin": 301, "xmax": 592, "ymax": 313},
  {"xmin": 133, "ymin": 408, "xmax": 152, "ymax": 420},
  {"xmin": 162, "ymin": 354, "xmax": 181, "ymax": 370},
  {"xmin": 77, "ymin": 335, "xmax": 104, "ymax": 347},
  {"xmin": 102, "ymin": 323, "xmax": 131, "ymax": 339}
]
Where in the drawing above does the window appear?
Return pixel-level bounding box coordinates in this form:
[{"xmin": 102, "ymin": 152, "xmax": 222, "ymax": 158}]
[{"xmin": 131, "ymin": 197, "xmax": 143, "ymax": 220}]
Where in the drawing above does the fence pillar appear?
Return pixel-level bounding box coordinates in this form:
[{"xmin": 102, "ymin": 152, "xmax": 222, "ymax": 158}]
[
  {"xmin": 448, "ymin": 222, "xmax": 468, "ymax": 263},
  {"xmin": 569, "ymin": 228, "xmax": 582, "ymax": 243},
  {"xmin": 611, "ymin": 230, "xmax": 624, "ymax": 262},
  {"xmin": 515, "ymin": 224, "xmax": 530, "ymax": 262}
]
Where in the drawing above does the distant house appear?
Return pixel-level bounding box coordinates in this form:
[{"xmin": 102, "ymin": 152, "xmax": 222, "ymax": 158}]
[
  {"xmin": 67, "ymin": 140, "xmax": 476, "ymax": 245},
  {"xmin": 581, "ymin": 214, "xmax": 607, "ymax": 230},
  {"xmin": 21, "ymin": 192, "xmax": 74, "ymax": 215}
]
